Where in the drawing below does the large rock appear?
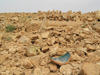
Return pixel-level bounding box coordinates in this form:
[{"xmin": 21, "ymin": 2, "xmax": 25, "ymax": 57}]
[{"xmin": 81, "ymin": 63, "xmax": 100, "ymax": 75}]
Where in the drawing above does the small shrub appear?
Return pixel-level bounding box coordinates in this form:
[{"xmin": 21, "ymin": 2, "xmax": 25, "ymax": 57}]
[{"xmin": 6, "ymin": 25, "xmax": 16, "ymax": 32}]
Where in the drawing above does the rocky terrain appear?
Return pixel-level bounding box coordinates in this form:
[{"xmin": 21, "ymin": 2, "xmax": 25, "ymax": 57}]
[{"xmin": 0, "ymin": 10, "xmax": 100, "ymax": 75}]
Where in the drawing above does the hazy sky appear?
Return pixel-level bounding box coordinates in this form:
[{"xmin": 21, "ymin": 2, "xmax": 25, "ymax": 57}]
[{"xmin": 0, "ymin": 0, "xmax": 100, "ymax": 13}]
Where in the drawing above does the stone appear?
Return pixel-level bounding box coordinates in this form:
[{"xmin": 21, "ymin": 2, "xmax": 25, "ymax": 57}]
[
  {"xmin": 8, "ymin": 47, "xmax": 17, "ymax": 54},
  {"xmin": 56, "ymin": 48, "xmax": 66, "ymax": 56},
  {"xmin": 50, "ymin": 37, "xmax": 56, "ymax": 45},
  {"xmin": 26, "ymin": 45, "xmax": 40, "ymax": 57},
  {"xmin": 81, "ymin": 63, "xmax": 100, "ymax": 75},
  {"xmin": 40, "ymin": 60, "xmax": 47, "ymax": 66},
  {"xmin": 48, "ymin": 63, "xmax": 57, "ymax": 72},
  {"xmin": 96, "ymin": 10, "xmax": 100, "ymax": 20},
  {"xmin": 85, "ymin": 52, "xmax": 100, "ymax": 63},
  {"xmin": 71, "ymin": 53, "xmax": 82, "ymax": 61},
  {"xmin": 17, "ymin": 36, "xmax": 30, "ymax": 43},
  {"xmin": 0, "ymin": 54, "xmax": 9, "ymax": 65},
  {"xmin": 86, "ymin": 44, "xmax": 96, "ymax": 51},
  {"xmin": 49, "ymin": 44, "xmax": 59, "ymax": 57},
  {"xmin": 94, "ymin": 50, "xmax": 100, "ymax": 57},
  {"xmin": 29, "ymin": 55, "xmax": 42, "ymax": 66},
  {"xmin": 41, "ymin": 32, "xmax": 49, "ymax": 39},
  {"xmin": 23, "ymin": 58, "xmax": 34, "ymax": 69},
  {"xmin": 92, "ymin": 24, "xmax": 100, "ymax": 33},
  {"xmin": 0, "ymin": 34, "xmax": 4, "ymax": 39},
  {"xmin": 10, "ymin": 17, "xmax": 19, "ymax": 21},
  {"xmin": 87, "ymin": 17, "xmax": 93, "ymax": 22},
  {"xmin": 41, "ymin": 68, "xmax": 50, "ymax": 75},
  {"xmin": 33, "ymin": 67, "xmax": 41, "ymax": 75},
  {"xmin": 84, "ymin": 39, "xmax": 92, "ymax": 44},
  {"xmin": 41, "ymin": 46, "xmax": 49, "ymax": 52},
  {"xmin": 60, "ymin": 64, "xmax": 73, "ymax": 75},
  {"xmin": 58, "ymin": 37, "xmax": 65, "ymax": 44},
  {"xmin": 30, "ymin": 34, "xmax": 39, "ymax": 40}
]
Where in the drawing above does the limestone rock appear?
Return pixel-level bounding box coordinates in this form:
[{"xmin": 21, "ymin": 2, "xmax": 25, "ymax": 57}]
[
  {"xmin": 41, "ymin": 68, "xmax": 50, "ymax": 75},
  {"xmin": 0, "ymin": 54, "xmax": 9, "ymax": 65},
  {"xmin": 92, "ymin": 24, "xmax": 100, "ymax": 33},
  {"xmin": 23, "ymin": 58, "xmax": 34, "ymax": 69},
  {"xmin": 41, "ymin": 46, "xmax": 49, "ymax": 52},
  {"xmin": 41, "ymin": 32, "xmax": 49, "ymax": 39},
  {"xmin": 17, "ymin": 36, "xmax": 30, "ymax": 43},
  {"xmin": 33, "ymin": 67, "xmax": 41, "ymax": 75},
  {"xmin": 40, "ymin": 60, "xmax": 47, "ymax": 66},
  {"xmin": 30, "ymin": 34, "xmax": 39, "ymax": 40},
  {"xmin": 87, "ymin": 17, "xmax": 93, "ymax": 22},
  {"xmin": 96, "ymin": 10, "xmax": 100, "ymax": 20},
  {"xmin": 26, "ymin": 45, "xmax": 40, "ymax": 57},
  {"xmin": 29, "ymin": 55, "xmax": 42, "ymax": 66},
  {"xmin": 49, "ymin": 44, "xmax": 59, "ymax": 57},
  {"xmin": 60, "ymin": 64, "xmax": 73, "ymax": 75},
  {"xmin": 86, "ymin": 44, "xmax": 96, "ymax": 51},
  {"xmin": 48, "ymin": 63, "xmax": 57, "ymax": 72},
  {"xmin": 81, "ymin": 63, "xmax": 100, "ymax": 75}
]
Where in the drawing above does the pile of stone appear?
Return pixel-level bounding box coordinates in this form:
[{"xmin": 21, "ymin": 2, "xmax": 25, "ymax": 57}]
[
  {"xmin": 0, "ymin": 10, "xmax": 100, "ymax": 75},
  {"xmin": 35, "ymin": 10, "xmax": 99, "ymax": 22}
]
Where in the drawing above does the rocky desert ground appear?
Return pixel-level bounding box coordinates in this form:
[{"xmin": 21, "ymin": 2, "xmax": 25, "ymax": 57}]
[{"xmin": 0, "ymin": 10, "xmax": 100, "ymax": 75}]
